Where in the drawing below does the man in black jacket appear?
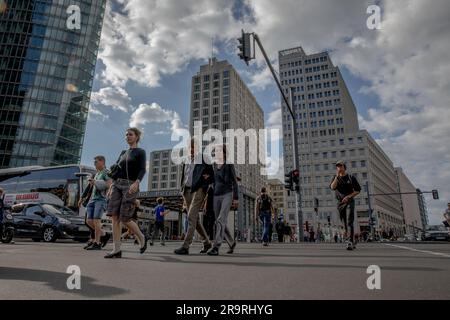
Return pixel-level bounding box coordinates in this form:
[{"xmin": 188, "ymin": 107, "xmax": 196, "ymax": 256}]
[
  {"xmin": 330, "ymin": 160, "xmax": 361, "ymax": 250},
  {"xmin": 174, "ymin": 139, "xmax": 214, "ymax": 255}
]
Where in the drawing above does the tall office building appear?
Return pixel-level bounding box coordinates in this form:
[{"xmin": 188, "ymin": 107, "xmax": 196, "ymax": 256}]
[
  {"xmin": 0, "ymin": 0, "xmax": 106, "ymax": 167},
  {"xmin": 190, "ymin": 58, "xmax": 265, "ymax": 239},
  {"xmin": 279, "ymin": 47, "xmax": 404, "ymax": 236},
  {"xmin": 395, "ymin": 167, "xmax": 424, "ymax": 235},
  {"xmin": 416, "ymin": 188, "xmax": 429, "ymax": 229},
  {"xmin": 148, "ymin": 148, "xmax": 183, "ymax": 192}
]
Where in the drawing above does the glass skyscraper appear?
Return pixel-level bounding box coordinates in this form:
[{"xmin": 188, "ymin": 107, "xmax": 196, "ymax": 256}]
[{"xmin": 0, "ymin": 0, "xmax": 106, "ymax": 168}]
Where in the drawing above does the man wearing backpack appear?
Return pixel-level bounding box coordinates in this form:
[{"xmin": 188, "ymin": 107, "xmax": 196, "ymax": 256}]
[
  {"xmin": 255, "ymin": 187, "xmax": 274, "ymax": 247},
  {"xmin": 330, "ymin": 160, "xmax": 361, "ymax": 250}
]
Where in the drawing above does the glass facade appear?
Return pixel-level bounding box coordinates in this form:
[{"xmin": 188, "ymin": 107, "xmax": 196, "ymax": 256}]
[{"xmin": 0, "ymin": 0, "xmax": 106, "ymax": 168}]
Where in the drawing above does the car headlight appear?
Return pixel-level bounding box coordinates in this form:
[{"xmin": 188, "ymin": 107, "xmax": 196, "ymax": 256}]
[{"xmin": 58, "ymin": 218, "xmax": 71, "ymax": 225}]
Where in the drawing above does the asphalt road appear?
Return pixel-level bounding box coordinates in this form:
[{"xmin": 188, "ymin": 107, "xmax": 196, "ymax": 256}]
[{"xmin": 1, "ymin": 240, "xmax": 449, "ymax": 300}]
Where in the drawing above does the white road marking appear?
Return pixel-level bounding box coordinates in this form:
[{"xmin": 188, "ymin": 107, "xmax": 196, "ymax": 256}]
[{"xmin": 384, "ymin": 243, "xmax": 450, "ymax": 258}]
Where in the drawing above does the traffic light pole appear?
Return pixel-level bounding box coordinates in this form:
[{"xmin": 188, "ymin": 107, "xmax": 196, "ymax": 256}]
[
  {"xmin": 251, "ymin": 33, "xmax": 303, "ymax": 242},
  {"xmin": 365, "ymin": 181, "xmax": 375, "ymax": 240},
  {"xmin": 290, "ymin": 88, "xmax": 303, "ymax": 243}
]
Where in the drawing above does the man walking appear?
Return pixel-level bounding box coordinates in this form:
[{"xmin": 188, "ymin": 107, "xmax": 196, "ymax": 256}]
[
  {"xmin": 443, "ymin": 203, "xmax": 450, "ymax": 229},
  {"xmin": 151, "ymin": 197, "xmax": 166, "ymax": 246},
  {"xmin": 276, "ymin": 219, "xmax": 284, "ymax": 243},
  {"xmin": 174, "ymin": 139, "xmax": 213, "ymax": 255},
  {"xmin": 255, "ymin": 187, "xmax": 274, "ymax": 247},
  {"xmin": 79, "ymin": 156, "xmax": 112, "ymax": 250},
  {"xmin": 330, "ymin": 160, "xmax": 361, "ymax": 250}
]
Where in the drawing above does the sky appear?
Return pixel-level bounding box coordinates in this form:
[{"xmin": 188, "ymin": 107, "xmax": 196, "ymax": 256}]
[{"xmin": 80, "ymin": 0, "xmax": 450, "ymax": 225}]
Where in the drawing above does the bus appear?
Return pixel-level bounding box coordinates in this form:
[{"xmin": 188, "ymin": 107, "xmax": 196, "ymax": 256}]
[{"xmin": 0, "ymin": 165, "xmax": 96, "ymax": 215}]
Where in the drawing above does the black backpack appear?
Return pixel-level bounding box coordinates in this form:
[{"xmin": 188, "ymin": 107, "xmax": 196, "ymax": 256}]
[{"xmin": 259, "ymin": 194, "xmax": 272, "ymax": 211}]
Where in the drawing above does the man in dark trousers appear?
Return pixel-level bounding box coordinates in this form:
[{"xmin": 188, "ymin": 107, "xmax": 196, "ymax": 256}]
[
  {"xmin": 330, "ymin": 160, "xmax": 361, "ymax": 250},
  {"xmin": 174, "ymin": 138, "xmax": 214, "ymax": 255},
  {"xmin": 276, "ymin": 219, "xmax": 285, "ymax": 243}
]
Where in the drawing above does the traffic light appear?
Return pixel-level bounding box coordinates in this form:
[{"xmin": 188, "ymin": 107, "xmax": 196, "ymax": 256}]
[
  {"xmin": 314, "ymin": 197, "xmax": 319, "ymax": 213},
  {"xmin": 432, "ymin": 189, "xmax": 439, "ymax": 200},
  {"xmin": 237, "ymin": 30, "xmax": 251, "ymax": 65},
  {"xmin": 292, "ymin": 169, "xmax": 300, "ymax": 191},
  {"xmin": 284, "ymin": 170, "xmax": 293, "ymax": 191}
]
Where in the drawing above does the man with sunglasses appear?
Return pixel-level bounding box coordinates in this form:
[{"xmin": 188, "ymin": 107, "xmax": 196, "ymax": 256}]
[{"xmin": 330, "ymin": 160, "xmax": 361, "ymax": 250}]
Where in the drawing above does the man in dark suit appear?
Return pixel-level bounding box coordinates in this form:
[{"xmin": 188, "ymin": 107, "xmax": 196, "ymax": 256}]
[{"xmin": 174, "ymin": 139, "xmax": 214, "ymax": 255}]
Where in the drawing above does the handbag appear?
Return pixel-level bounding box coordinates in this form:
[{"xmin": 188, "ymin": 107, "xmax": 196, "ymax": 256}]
[{"xmin": 107, "ymin": 150, "xmax": 126, "ymax": 180}]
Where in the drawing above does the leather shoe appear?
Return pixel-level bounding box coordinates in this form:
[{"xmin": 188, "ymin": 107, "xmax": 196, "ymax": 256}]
[
  {"xmin": 199, "ymin": 242, "xmax": 212, "ymax": 254},
  {"xmin": 174, "ymin": 247, "xmax": 189, "ymax": 255}
]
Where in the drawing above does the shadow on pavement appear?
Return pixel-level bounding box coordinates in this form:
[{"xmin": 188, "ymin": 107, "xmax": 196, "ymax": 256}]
[
  {"xmin": 120, "ymin": 253, "xmax": 443, "ymax": 272},
  {"xmin": 0, "ymin": 267, "xmax": 128, "ymax": 298}
]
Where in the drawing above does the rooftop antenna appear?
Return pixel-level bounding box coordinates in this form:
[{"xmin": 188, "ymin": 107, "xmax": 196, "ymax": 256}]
[{"xmin": 210, "ymin": 36, "xmax": 215, "ymax": 65}]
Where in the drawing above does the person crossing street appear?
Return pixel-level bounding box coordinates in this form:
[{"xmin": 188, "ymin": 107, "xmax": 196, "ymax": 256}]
[{"xmin": 330, "ymin": 160, "xmax": 361, "ymax": 251}]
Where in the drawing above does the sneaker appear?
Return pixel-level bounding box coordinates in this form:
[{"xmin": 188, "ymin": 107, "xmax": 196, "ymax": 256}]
[
  {"xmin": 207, "ymin": 247, "xmax": 219, "ymax": 256},
  {"xmin": 200, "ymin": 242, "xmax": 212, "ymax": 254},
  {"xmin": 346, "ymin": 242, "xmax": 353, "ymax": 251},
  {"xmin": 86, "ymin": 243, "xmax": 102, "ymax": 250},
  {"xmin": 263, "ymin": 242, "xmax": 269, "ymax": 247},
  {"xmin": 83, "ymin": 241, "xmax": 94, "ymax": 250},
  {"xmin": 227, "ymin": 241, "xmax": 236, "ymax": 254},
  {"xmin": 174, "ymin": 247, "xmax": 189, "ymax": 255},
  {"xmin": 100, "ymin": 233, "xmax": 111, "ymax": 248}
]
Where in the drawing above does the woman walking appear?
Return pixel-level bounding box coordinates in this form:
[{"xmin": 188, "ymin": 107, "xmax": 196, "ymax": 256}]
[
  {"xmin": 207, "ymin": 144, "xmax": 238, "ymax": 256},
  {"xmin": 105, "ymin": 127, "xmax": 147, "ymax": 258}
]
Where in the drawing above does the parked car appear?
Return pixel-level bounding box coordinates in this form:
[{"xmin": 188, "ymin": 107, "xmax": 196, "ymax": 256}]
[
  {"xmin": 10, "ymin": 202, "xmax": 90, "ymax": 242},
  {"xmin": 1, "ymin": 210, "xmax": 15, "ymax": 243},
  {"xmin": 422, "ymin": 225, "xmax": 450, "ymax": 241}
]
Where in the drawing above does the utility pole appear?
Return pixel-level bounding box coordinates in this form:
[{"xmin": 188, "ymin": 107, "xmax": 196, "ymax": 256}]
[{"xmin": 237, "ymin": 31, "xmax": 304, "ymax": 242}]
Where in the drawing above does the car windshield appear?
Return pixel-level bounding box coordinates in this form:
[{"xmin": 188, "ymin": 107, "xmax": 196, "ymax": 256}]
[
  {"xmin": 42, "ymin": 204, "xmax": 76, "ymax": 216},
  {"xmin": 426, "ymin": 225, "xmax": 446, "ymax": 231}
]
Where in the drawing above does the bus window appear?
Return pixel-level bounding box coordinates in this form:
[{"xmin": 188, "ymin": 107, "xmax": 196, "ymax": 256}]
[{"xmin": 17, "ymin": 171, "xmax": 43, "ymax": 193}]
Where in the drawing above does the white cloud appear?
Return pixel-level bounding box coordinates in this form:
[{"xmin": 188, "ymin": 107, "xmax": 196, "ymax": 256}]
[
  {"xmin": 90, "ymin": 86, "xmax": 132, "ymax": 113},
  {"xmin": 88, "ymin": 105, "xmax": 110, "ymax": 122},
  {"xmin": 129, "ymin": 102, "xmax": 186, "ymax": 136},
  {"xmin": 98, "ymin": 0, "xmax": 246, "ymax": 88}
]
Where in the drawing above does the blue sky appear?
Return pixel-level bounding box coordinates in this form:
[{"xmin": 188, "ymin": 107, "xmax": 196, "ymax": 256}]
[{"xmin": 81, "ymin": 0, "xmax": 450, "ymax": 224}]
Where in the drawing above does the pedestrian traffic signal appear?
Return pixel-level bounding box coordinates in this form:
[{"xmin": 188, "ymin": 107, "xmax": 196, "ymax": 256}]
[
  {"xmin": 237, "ymin": 30, "xmax": 252, "ymax": 65},
  {"xmin": 432, "ymin": 189, "xmax": 439, "ymax": 200},
  {"xmin": 284, "ymin": 170, "xmax": 293, "ymax": 191}
]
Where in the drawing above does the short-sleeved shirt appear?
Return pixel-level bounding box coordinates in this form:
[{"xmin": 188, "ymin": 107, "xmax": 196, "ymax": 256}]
[
  {"xmin": 155, "ymin": 204, "xmax": 165, "ymax": 222},
  {"xmin": 330, "ymin": 174, "xmax": 361, "ymax": 200},
  {"xmin": 91, "ymin": 169, "xmax": 109, "ymax": 201}
]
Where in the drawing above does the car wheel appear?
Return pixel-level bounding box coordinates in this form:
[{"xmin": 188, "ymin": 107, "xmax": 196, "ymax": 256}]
[
  {"xmin": 1, "ymin": 229, "xmax": 14, "ymax": 243},
  {"xmin": 42, "ymin": 227, "xmax": 57, "ymax": 242}
]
